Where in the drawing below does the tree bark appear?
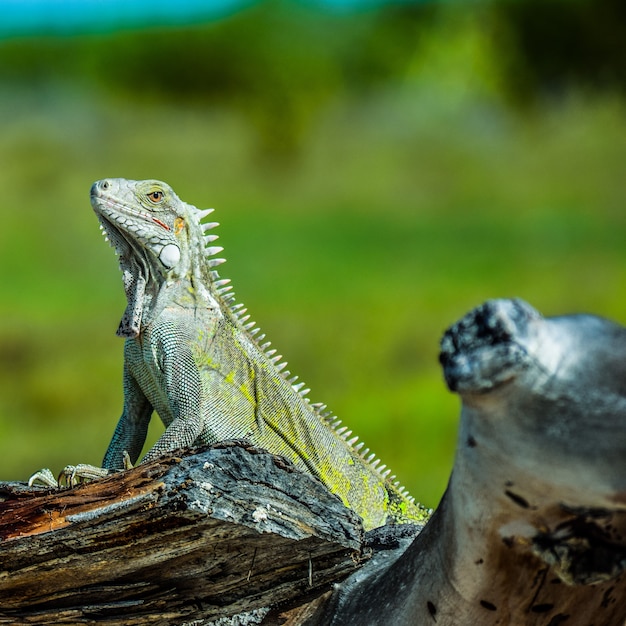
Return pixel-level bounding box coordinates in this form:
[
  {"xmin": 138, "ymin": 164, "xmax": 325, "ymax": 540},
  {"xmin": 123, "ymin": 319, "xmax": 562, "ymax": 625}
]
[
  {"xmin": 3, "ymin": 299, "xmax": 626, "ymax": 625},
  {"xmin": 308, "ymin": 299, "xmax": 626, "ymax": 626},
  {"xmin": 0, "ymin": 441, "xmax": 370, "ymax": 625}
]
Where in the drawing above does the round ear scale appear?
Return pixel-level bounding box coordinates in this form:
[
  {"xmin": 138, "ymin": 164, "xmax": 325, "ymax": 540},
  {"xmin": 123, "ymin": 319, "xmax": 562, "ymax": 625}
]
[{"xmin": 159, "ymin": 244, "xmax": 181, "ymax": 268}]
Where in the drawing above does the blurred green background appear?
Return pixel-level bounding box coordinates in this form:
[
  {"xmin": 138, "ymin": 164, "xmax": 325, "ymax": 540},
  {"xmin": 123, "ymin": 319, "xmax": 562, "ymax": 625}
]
[{"xmin": 0, "ymin": 0, "xmax": 625, "ymax": 508}]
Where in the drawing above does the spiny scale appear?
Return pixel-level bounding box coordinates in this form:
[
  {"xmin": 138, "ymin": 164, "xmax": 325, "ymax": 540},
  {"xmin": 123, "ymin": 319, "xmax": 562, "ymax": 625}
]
[{"xmin": 193, "ymin": 208, "xmax": 416, "ymax": 497}]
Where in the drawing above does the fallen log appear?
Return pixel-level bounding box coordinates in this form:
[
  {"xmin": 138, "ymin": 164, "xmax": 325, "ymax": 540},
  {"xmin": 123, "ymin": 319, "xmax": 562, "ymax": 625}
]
[
  {"xmin": 3, "ymin": 298, "xmax": 626, "ymax": 625},
  {"xmin": 0, "ymin": 441, "xmax": 372, "ymax": 625}
]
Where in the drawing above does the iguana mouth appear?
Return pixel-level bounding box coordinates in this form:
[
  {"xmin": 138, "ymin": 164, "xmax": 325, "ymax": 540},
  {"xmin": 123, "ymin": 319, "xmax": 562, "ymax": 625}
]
[
  {"xmin": 91, "ymin": 183, "xmax": 165, "ymax": 337},
  {"xmin": 93, "ymin": 194, "xmax": 170, "ymax": 232},
  {"xmin": 96, "ymin": 211, "xmax": 153, "ymax": 281},
  {"xmin": 91, "ymin": 185, "xmax": 140, "ymax": 259}
]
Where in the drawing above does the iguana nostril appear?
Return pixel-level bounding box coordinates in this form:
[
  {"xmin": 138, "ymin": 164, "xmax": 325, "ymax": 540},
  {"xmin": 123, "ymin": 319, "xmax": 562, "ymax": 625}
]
[{"xmin": 91, "ymin": 180, "xmax": 111, "ymax": 196}]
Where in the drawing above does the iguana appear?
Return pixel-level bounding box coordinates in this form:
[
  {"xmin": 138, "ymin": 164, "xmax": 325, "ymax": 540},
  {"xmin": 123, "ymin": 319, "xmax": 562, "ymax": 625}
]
[{"xmin": 39, "ymin": 178, "xmax": 428, "ymax": 530}]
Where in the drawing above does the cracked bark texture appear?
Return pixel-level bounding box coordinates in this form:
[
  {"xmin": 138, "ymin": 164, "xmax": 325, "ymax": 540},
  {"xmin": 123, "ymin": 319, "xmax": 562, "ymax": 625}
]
[
  {"xmin": 309, "ymin": 299, "xmax": 626, "ymax": 625},
  {"xmin": 0, "ymin": 442, "xmax": 366, "ymax": 625},
  {"xmin": 3, "ymin": 299, "xmax": 626, "ymax": 625}
]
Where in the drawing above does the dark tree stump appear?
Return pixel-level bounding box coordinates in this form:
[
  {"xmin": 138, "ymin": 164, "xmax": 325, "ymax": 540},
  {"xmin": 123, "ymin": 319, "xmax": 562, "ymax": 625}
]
[{"xmin": 306, "ymin": 299, "xmax": 626, "ymax": 626}]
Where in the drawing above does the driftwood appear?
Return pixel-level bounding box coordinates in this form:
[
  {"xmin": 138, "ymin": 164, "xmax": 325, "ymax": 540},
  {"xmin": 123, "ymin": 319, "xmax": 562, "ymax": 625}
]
[
  {"xmin": 303, "ymin": 300, "xmax": 626, "ymax": 626},
  {"xmin": 3, "ymin": 298, "xmax": 626, "ymax": 625},
  {"xmin": 0, "ymin": 441, "xmax": 373, "ymax": 625}
]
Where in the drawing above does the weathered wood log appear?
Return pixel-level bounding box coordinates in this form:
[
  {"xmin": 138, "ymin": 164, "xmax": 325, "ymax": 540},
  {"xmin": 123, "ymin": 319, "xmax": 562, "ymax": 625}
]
[
  {"xmin": 4, "ymin": 298, "xmax": 626, "ymax": 625},
  {"xmin": 0, "ymin": 441, "xmax": 372, "ymax": 625},
  {"xmin": 308, "ymin": 299, "xmax": 626, "ymax": 626}
]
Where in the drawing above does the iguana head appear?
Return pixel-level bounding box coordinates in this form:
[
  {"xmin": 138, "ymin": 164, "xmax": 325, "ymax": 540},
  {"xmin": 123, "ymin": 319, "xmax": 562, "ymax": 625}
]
[{"xmin": 91, "ymin": 178, "xmax": 222, "ymax": 337}]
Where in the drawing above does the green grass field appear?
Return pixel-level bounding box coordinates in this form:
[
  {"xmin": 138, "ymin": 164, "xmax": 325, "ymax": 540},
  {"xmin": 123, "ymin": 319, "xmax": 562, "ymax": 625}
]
[{"xmin": 0, "ymin": 85, "xmax": 624, "ymax": 508}]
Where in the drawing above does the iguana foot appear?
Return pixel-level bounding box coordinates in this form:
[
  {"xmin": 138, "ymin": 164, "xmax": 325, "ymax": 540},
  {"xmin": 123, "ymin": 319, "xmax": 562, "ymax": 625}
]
[
  {"xmin": 28, "ymin": 465, "xmax": 112, "ymax": 488},
  {"xmin": 58, "ymin": 464, "xmax": 112, "ymax": 487},
  {"xmin": 439, "ymin": 298, "xmax": 539, "ymax": 393},
  {"xmin": 28, "ymin": 452, "xmax": 133, "ymax": 489}
]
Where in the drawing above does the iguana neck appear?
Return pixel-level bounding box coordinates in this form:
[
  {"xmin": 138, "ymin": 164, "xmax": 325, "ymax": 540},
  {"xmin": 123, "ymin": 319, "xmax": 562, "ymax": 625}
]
[{"xmin": 117, "ymin": 244, "xmax": 211, "ymax": 337}]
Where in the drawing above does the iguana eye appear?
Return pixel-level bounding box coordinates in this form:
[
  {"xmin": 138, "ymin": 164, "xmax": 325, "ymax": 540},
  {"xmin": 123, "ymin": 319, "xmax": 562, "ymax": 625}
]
[{"xmin": 147, "ymin": 190, "xmax": 164, "ymax": 203}]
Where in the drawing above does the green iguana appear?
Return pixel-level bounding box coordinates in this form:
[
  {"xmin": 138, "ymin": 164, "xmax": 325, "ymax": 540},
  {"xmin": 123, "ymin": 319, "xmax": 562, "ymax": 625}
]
[{"xmin": 41, "ymin": 178, "xmax": 428, "ymax": 530}]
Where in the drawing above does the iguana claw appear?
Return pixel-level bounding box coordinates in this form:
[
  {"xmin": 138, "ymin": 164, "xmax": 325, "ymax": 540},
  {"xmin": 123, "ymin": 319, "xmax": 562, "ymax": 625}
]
[
  {"xmin": 57, "ymin": 464, "xmax": 112, "ymax": 487},
  {"xmin": 28, "ymin": 465, "xmax": 111, "ymax": 488},
  {"xmin": 27, "ymin": 468, "xmax": 58, "ymax": 488},
  {"xmin": 27, "ymin": 452, "xmax": 132, "ymax": 489}
]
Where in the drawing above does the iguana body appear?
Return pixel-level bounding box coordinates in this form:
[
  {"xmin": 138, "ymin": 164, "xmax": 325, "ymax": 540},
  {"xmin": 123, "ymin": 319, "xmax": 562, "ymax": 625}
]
[{"xmin": 91, "ymin": 178, "xmax": 427, "ymax": 530}]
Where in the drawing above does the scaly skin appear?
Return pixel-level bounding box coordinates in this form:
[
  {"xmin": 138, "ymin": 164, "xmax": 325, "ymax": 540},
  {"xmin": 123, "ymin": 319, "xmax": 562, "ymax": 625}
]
[{"xmin": 91, "ymin": 178, "xmax": 428, "ymax": 530}]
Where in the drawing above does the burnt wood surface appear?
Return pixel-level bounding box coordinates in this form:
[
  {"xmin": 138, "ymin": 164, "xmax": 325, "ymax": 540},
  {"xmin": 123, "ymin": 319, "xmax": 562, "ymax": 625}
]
[
  {"xmin": 0, "ymin": 442, "xmax": 367, "ymax": 625},
  {"xmin": 7, "ymin": 294, "xmax": 626, "ymax": 626}
]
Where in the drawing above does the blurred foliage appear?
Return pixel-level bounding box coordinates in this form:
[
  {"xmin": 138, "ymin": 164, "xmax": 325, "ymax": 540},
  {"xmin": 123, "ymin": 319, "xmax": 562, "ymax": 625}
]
[
  {"xmin": 0, "ymin": 0, "xmax": 625, "ymax": 155},
  {"xmin": 0, "ymin": 0, "xmax": 624, "ymax": 507},
  {"xmin": 495, "ymin": 0, "xmax": 626, "ymax": 101},
  {"xmin": 0, "ymin": 1, "xmax": 439, "ymax": 156}
]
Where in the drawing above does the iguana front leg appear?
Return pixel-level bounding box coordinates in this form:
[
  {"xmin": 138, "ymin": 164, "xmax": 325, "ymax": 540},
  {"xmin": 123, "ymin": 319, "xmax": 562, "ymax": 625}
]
[
  {"xmin": 135, "ymin": 329, "xmax": 207, "ymax": 464},
  {"xmin": 102, "ymin": 363, "xmax": 154, "ymax": 469}
]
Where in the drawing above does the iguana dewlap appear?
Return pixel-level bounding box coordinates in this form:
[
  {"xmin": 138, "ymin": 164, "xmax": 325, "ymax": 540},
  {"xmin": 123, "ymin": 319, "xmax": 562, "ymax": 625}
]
[{"xmin": 90, "ymin": 178, "xmax": 427, "ymax": 530}]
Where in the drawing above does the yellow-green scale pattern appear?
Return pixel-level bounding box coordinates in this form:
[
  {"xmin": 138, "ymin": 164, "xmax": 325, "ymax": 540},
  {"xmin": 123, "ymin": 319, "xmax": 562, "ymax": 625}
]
[
  {"xmin": 193, "ymin": 308, "xmax": 429, "ymax": 531},
  {"xmin": 92, "ymin": 178, "xmax": 429, "ymax": 532}
]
